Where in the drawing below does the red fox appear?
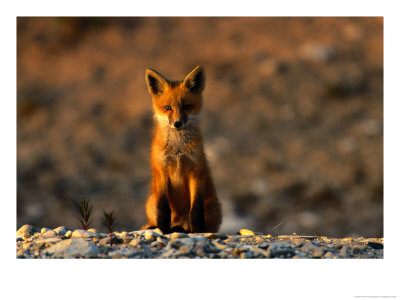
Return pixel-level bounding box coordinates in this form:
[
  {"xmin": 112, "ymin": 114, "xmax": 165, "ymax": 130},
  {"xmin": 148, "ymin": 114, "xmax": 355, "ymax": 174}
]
[{"xmin": 142, "ymin": 66, "xmax": 222, "ymax": 233}]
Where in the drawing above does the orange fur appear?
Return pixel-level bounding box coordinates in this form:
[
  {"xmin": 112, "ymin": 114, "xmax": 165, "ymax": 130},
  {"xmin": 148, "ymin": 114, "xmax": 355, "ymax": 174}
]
[{"xmin": 142, "ymin": 66, "xmax": 222, "ymax": 233}]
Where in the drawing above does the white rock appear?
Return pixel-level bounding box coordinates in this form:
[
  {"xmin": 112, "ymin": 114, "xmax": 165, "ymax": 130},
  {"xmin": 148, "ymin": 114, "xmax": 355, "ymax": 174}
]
[
  {"xmin": 114, "ymin": 231, "xmax": 127, "ymax": 238},
  {"xmin": 170, "ymin": 232, "xmax": 188, "ymax": 239},
  {"xmin": 53, "ymin": 226, "xmax": 69, "ymax": 235},
  {"xmin": 17, "ymin": 224, "xmax": 40, "ymax": 236},
  {"xmin": 41, "ymin": 228, "xmax": 51, "ymax": 234},
  {"xmin": 45, "ymin": 238, "xmax": 101, "ymax": 258},
  {"xmin": 144, "ymin": 230, "xmax": 161, "ymax": 241},
  {"xmin": 71, "ymin": 229, "xmax": 98, "ymax": 238},
  {"xmin": 300, "ymin": 242, "xmax": 319, "ymax": 251},
  {"xmin": 154, "ymin": 228, "xmax": 164, "ymax": 235},
  {"xmin": 42, "ymin": 230, "xmax": 57, "ymax": 238}
]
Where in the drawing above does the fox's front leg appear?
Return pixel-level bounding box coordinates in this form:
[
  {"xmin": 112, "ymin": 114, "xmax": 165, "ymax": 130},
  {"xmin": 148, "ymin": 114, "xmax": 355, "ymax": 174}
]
[
  {"xmin": 189, "ymin": 177, "xmax": 205, "ymax": 233},
  {"xmin": 144, "ymin": 175, "xmax": 171, "ymax": 233},
  {"xmin": 145, "ymin": 193, "xmax": 171, "ymax": 233}
]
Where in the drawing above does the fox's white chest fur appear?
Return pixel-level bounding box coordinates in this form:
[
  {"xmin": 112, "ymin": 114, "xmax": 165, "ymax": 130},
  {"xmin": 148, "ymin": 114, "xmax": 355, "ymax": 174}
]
[
  {"xmin": 162, "ymin": 126, "xmax": 199, "ymax": 164},
  {"xmin": 155, "ymin": 113, "xmax": 202, "ymax": 164}
]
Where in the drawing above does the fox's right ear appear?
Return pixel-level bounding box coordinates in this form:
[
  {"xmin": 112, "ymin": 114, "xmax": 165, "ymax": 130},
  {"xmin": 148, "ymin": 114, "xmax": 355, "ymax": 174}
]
[
  {"xmin": 183, "ymin": 66, "xmax": 205, "ymax": 94},
  {"xmin": 145, "ymin": 69, "xmax": 168, "ymax": 96}
]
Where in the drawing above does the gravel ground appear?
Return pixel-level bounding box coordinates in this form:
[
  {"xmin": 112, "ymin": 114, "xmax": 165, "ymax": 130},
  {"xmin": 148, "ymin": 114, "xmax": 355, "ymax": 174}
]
[{"xmin": 16, "ymin": 225, "xmax": 383, "ymax": 259}]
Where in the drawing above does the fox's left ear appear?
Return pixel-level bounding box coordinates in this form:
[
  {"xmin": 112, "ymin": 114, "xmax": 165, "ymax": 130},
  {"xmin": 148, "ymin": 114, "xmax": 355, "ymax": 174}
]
[
  {"xmin": 145, "ymin": 69, "xmax": 169, "ymax": 96},
  {"xmin": 183, "ymin": 66, "xmax": 206, "ymax": 93}
]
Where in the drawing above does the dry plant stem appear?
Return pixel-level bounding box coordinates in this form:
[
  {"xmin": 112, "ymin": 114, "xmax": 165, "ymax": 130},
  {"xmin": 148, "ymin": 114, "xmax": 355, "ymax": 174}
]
[
  {"xmin": 71, "ymin": 197, "xmax": 93, "ymax": 230},
  {"xmin": 102, "ymin": 210, "xmax": 116, "ymax": 246}
]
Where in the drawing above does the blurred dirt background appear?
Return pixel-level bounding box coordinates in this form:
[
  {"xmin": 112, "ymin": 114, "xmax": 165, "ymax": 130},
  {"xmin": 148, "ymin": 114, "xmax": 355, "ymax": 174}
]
[{"xmin": 17, "ymin": 17, "xmax": 383, "ymax": 237}]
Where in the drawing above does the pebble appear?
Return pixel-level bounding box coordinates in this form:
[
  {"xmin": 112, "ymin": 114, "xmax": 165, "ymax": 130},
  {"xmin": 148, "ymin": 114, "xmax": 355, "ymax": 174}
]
[
  {"xmin": 16, "ymin": 224, "xmax": 384, "ymax": 259},
  {"xmin": 129, "ymin": 230, "xmax": 147, "ymax": 236},
  {"xmin": 17, "ymin": 224, "xmax": 40, "ymax": 236},
  {"xmin": 144, "ymin": 230, "xmax": 162, "ymax": 241},
  {"xmin": 45, "ymin": 238, "xmax": 101, "ymax": 258},
  {"xmin": 170, "ymin": 232, "xmax": 189, "ymax": 239},
  {"xmin": 339, "ymin": 246, "xmax": 350, "ymax": 258},
  {"xmin": 301, "ymin": 242, "xmax": 319, "ymax": 252},
  {"xmin": 41, "ymin": 228, "xmax": 52, "ymax": 234},
  {"xmin": 98, "ymin": 237, "xmax": 111, "ymax": 246},
  {"xmin": 129, "ymin": 239, "xmax": 142, "ymax": 247},
  {"xmin": 154, "ymin": 228, "xmax": 164, "ymax": 235},
  {"xmin": 311, "ymin": 240, "xmax": 321, "ymax": 247},
  {"xmin": 237, "ymin": 229, "xmax": 256, "ymax": 236},
  {"xmin": 71, "ymin": 229, "xmax": 98, "ymax": 238},
  {"xmin": 213, "ymin": 240, "xmax": 228, "ymax": 250},
  {"xmin": 312, "ymin": 248, "xmax": 325, "ymax": 258},
  {"xmin": 53, "ymin": 226, "xmax": 69, "ymax": 236},
  {"xmin": 42, "ymin": 230, "xmax": 57, "ymax": 238}
]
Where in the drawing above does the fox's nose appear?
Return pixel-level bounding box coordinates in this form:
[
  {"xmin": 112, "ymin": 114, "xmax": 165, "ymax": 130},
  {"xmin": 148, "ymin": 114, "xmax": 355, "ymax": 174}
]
[{"xmin": 174, "ymin": 121, "xmax": 182, "ymax": 129}]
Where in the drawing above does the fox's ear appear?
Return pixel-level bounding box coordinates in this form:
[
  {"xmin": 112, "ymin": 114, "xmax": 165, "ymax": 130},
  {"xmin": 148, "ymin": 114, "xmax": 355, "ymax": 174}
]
[
  {"xmin": 145, "ymin": 69, "xmax": 168, "ymax": 96},
  {"xmin": 183, "ymin": 66, "xmax": 205, "ymax": 93}
]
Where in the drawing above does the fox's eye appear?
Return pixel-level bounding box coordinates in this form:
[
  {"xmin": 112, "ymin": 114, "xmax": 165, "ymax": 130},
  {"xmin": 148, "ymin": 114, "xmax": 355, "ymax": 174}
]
[
  {"xmin": 183, "ymin": 104, "xmax": 193, "ymax": 110},
  {"xmin": 164, "ymin": 106, "xmax": 171, "ymax": 111}
]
